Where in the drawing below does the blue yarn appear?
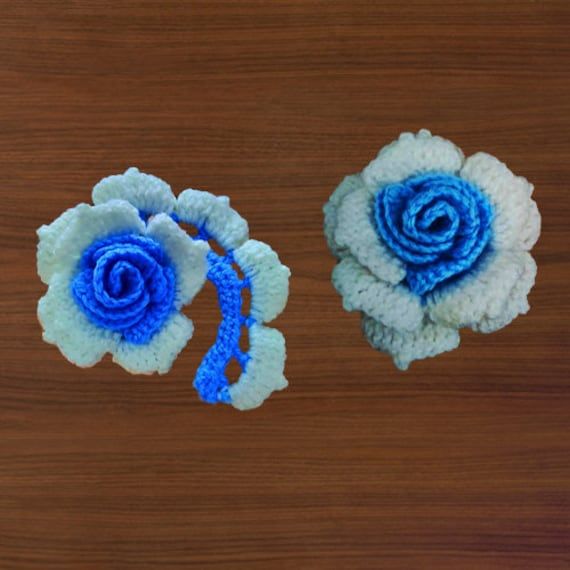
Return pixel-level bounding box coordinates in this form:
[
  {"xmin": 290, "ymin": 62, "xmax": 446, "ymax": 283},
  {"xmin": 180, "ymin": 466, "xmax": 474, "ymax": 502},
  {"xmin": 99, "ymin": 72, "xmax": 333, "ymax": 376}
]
[
  {"xmin": 94, "ymin": 212, "xmax": 253, "ymax": 404},
  {"xmin": 193, "ymin": 249, "xmax": 253, "ymax": 405},
  {"xmin": 71, "ymin": 233, "xmax": 176, "ymax": 344},
  {"xmin": 373, "ymin": 172, "xmax": 494, "ymax": 296}
]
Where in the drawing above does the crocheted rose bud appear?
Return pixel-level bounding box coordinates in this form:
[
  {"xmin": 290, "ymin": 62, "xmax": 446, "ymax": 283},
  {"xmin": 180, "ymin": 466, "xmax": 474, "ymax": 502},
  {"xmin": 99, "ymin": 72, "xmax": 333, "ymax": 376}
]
[
  {"xmin": 37, "ymin": 168, "xmax": 290, "ymax": 410},
  {"xmin": 324, "ymin": 130, "xmax": 541, "ymax": 369}
]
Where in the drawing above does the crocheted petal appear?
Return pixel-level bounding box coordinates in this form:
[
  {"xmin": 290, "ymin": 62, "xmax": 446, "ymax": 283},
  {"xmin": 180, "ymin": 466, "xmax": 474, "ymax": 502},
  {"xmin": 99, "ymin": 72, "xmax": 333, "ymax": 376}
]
[
  {"xmin": 92, "ymin": 167, "xmax": 176, "ymax": 215},
  {"xmin": 323, "ymin": 174, "xmax": 364, "ymax": 256},
  {"xmin": 362, "ymin": 316, "xmax": 460, "ymax": 371},
  {"xmin": 362, "ymin": 129, "xmax": 465, "ymax": 190},
  {"xmin": 333, "ymin": 187, "xmax": 406, "ymax": 284},
  {"xmin": 233, "ymin": 239, "xmax": 290, "ymax": 323},
  {"xmin": 176, "ymin": 189, "xmax": 249, "ymax": 250},
  {"xmin": 112, "ymin": 312, "xmax": 194, "ymax": 375},
  {"xmin": 146, "ymin": 214, "xmax": 209, "ymax": 308},
  {"xmin": 37, "ymin": 203, "xmax": 89, "ymax": 285},
  {"xmin": 474, "ymin": 253, "xmax": 537, "ymax": 333},
  {"xmin": 428, "ymin": 250, "xmax": 537, "ymax": 332},
  {"xmin": 332, "ymin": 255, "xmax": 423, "ymax": 331},
  {"xmin": 38, "ymin": 201, "xmax": 145, "ymax": 283},
  {"xmin": 38, "ymin": 272, "xmax": 119, "ymax": 367},
  {"xmin": 460, "ymin": 152, "xmax": 541, "ymax": 251},
  {"xmin": 228, "ymin": 324, "xmax": 288, "ymax": 411}
]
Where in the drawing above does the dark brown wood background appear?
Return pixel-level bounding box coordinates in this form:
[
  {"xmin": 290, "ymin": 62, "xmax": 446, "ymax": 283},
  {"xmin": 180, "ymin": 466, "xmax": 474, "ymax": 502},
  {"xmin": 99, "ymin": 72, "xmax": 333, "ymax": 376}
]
[{"xmin": 1, "ymin": 1, "xmax": 569, "ymax": 568}]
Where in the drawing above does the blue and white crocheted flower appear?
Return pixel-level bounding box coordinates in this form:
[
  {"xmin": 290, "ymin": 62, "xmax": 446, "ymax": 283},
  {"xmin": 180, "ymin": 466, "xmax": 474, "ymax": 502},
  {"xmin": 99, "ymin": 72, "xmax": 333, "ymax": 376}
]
[
  {"xmin": 38, "ymin": 168, "xmax": 290, "ymax": 410},
  {"xmin": 324, "ymin": 130, "xmax": 541, "ymax": 369}
]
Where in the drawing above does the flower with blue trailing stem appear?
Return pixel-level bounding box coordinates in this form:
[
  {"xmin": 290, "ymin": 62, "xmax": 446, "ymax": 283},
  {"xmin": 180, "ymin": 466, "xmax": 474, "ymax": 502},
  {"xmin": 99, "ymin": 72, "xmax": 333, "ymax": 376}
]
[
  {"xmin": 324, "ymin": 130, "xmax": 541, "ymax": 369},
  {"xmin": 37, "ymin": 167, "xmax": 290, "ymax": 409}
]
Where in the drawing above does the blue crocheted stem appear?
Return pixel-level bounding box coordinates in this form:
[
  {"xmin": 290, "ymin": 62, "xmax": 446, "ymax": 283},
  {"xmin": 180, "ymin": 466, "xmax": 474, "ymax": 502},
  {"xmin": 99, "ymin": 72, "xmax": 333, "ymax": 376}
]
[
  {"xmin": 193, "ymin": 249, "xmax": 252, "ymax": 404},
  {"xmin": 139, "ymin": 211, "xmax": 253, "ymax": 405}
]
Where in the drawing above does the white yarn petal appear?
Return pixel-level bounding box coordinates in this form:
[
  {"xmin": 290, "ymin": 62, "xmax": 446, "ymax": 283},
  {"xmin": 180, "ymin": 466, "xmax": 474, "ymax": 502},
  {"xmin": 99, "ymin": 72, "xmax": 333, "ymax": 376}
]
[
  {"xmin": 333, "ymin": 187, "xmax": 406, "ymax": 284},
  {"xmin": 37, "ymin": 273, "xmax": 119, "ymax": 367},
  {"xmin": 228, "ymin": 324, "xmax": 287, "ymax": 411},
  {"xmin": 519, "ymin": 199, "xmax": 541, "ymax": 251},
  {"xmin": 460, "ymin": 152, "xmax": 541, "ymax": 250},
  {"xmin": 332, "ymin": 256, "xmax": 423, "ymax": 331},
  {"xmin": 428, "ymin": 250, "xmax": 536, "ymax": 332},
  {"xmin": 37, "ymin": 203, "xmax": 89, "ymax": 285},
  {"xmin": 176, "ymin": 189, "xmax": 249, "ymax": 250},
  {"xmin": 146, "ymin": 214, "xmax": 209, "ymax": 308},
  {"xmin": 362, "ymin": 129, "xmax": 465, "ymax": 190},
  {"xmin": 323, "ymin": 174, "xmax": 363, "ymax": 256},
  {"xmin": 37, "ymin": 201, "xmax": 145, "ymax": 283},
  {"xmin": 362, "ymin": 316, "xmax": 460, "ymax": 370},
  {"xmin": 92, "ymin": 167, "xmax": 176, "ymax": 215},
  {"xmin": 112, "ymin": 313, "xmax": 194, "ymax": 375},
  {"xmin": 475, "ymin": 253, "xmax": 537, "ymax": 333},
  {"xmin": 53, "ymin": 200, "xmax": 145, "ymax": 274},
  {"xmin": 233, "ymin": 239, "xmax": 290, "ymax": 323}
]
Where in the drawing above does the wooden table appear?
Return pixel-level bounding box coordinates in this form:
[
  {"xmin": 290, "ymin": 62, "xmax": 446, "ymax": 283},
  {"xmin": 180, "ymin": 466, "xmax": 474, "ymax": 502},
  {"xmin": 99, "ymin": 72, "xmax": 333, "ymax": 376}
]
[{"xmin": 1, "ymin": 2, "xmax": 568, "ymax": 568}]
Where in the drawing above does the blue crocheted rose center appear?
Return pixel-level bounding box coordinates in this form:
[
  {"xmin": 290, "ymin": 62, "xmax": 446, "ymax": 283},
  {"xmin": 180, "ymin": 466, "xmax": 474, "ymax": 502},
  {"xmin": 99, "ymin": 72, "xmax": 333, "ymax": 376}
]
[
  {"xmin": 71, "ymin": 234, "xmax": 176, "ymax": 344},
  {"xmin": 373, "ymin": 172, "xmax": 493, "ymax": 296}
]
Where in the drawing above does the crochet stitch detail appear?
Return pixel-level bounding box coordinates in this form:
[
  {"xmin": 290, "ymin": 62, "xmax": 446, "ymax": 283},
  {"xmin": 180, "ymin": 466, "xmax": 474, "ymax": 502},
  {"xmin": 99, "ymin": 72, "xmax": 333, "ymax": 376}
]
[
  {"xmin": 71, "ymin": 233, "xmax": 176, "ymax": 345},
  {"xmin": 373, "ymin": 172, "xmax": 493, "ymax": 296},
  {"xmin": 175, "ymin": 228, "xmax": 290, "ymax": 408},
  {"xmin": 37, "ymin": 168, "xmax": 289, "ymax": 410},
  {"xmin": 193, "ymin": 249, "xmax": 250, "ymax": 404},
  {"xmin": 324, "ymin": 129, "xmax": 540, "ymax": 369}
]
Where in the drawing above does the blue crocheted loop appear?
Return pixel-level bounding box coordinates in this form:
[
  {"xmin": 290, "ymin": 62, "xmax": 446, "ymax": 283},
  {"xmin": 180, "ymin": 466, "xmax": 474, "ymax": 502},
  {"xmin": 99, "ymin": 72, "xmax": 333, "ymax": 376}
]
[
  {"xmin": 374, "ymin": 172, "xmax": 494, "ymax": 296},
  {"xmin": 71, "ymin": 233, "xmax": 176, "ymax": 344},
  {"xmin": 193, "ymin": 249, "xmax": 252, "ymax": 405}
]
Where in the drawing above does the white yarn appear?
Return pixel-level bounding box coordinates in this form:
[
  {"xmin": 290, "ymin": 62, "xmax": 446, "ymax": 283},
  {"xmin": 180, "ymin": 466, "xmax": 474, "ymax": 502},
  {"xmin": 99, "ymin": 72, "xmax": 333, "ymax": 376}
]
[
  {"xmin": 362, "ymin": 316, "xmax": 460, "ymax": 371},
  {"xmin": 93, "ymin": 167, "xmax": 176, "ymax": 214},
  {"xmin": 323, "ymin": 174, "xmax": 363, "ymax": 256},
  {"xmin": 233, "ymin": 239, "xmax": 290, "ymax": 323},
  {"xmin": 333, "ymin": 186, "xmax": 406, "ymax": 284},
  {"xmin": 176, "ymin": 189, "xmax": 249, "ymax": 250},
  {"xmin": 332, "ymin": 256, "xmax": 422, "ymax": 331},
  {"xmin": 324, "ymin": 129, "xmax": 541, "ymax": 369},
  {"xmin": 146, "ymin": 214, "xmax": 209, "ymax": 309},
  {"xmin": 37, "ymin": 200, "xmax": 145, "ymax": 283},
  {"xmin": 362, "ymin": 129, "xmax": 465, "ymax": 190},
  {"xmin": 37, "ymin": 203, "xmax": 90, "ymax": 284},
  {"xmin": 427, "ymin": 250, "xmax": 535, "ymax": 330},
  {"xmin": 460, "ymin": 152, "xmax": 541, "ymax": 250},
  {"xmin": 228, "ymin": 324, "xmax": 288, "ymax": 411},
  {"xmin": 38, "ymin": 272, "xmax": 120, "ymax": 368}
]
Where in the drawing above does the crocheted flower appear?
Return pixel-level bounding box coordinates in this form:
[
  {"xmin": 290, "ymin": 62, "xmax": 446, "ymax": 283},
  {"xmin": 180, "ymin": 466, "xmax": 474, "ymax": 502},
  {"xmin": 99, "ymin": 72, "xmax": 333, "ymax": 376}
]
[
  {"xmin": 37, "ymin": 169, "xmax": 208, "ymax": 374},
  {"xmin": 324, "ymin": 130, "xmax": 540, "ymax": 369},
  {"xmin": 38, "ymin": 167, "xmax": 290, "ymax": 410}
]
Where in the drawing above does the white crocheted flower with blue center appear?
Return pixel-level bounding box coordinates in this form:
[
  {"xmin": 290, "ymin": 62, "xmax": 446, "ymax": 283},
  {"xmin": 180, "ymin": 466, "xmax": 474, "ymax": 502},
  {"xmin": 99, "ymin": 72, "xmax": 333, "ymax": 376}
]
[
  {"xmin": 38, "ymin": 168, "xmax": 289, "ymax": 410},
  {"xmin": 324, "ymin": 130, "xmax": 541, "ymax": 369}
]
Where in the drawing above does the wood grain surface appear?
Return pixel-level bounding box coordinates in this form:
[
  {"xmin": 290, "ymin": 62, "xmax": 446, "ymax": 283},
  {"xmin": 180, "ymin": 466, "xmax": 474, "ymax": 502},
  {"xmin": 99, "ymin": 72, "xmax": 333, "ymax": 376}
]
[{"xmin": 1, "ymin": 1, "xmax": 569, "ymax": 568}]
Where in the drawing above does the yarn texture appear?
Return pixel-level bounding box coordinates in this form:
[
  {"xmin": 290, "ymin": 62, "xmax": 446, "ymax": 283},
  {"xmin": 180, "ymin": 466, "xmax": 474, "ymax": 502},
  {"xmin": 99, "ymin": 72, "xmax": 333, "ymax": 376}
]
[
  {"xmin": 37, "ymin": 167, "xmax": 290, "ymax": 409},
  {"xmin": 324, "ymin": 130, "xmax": 541, "ymax": 369},
  {"xmin": 71, "ymin": 233, "xmax": 177, "ymax": 344}
]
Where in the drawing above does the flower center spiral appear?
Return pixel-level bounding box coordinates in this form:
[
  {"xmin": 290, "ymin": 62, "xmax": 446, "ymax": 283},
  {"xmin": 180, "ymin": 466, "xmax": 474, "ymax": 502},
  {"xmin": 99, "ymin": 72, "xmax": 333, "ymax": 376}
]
[
  {"xmin": 71, "ymin": 234, "xmax": 176, "ymax": 344},
  {"xmin": 373, "ymin": 172, "xmax": 494, "ymax": 296}
]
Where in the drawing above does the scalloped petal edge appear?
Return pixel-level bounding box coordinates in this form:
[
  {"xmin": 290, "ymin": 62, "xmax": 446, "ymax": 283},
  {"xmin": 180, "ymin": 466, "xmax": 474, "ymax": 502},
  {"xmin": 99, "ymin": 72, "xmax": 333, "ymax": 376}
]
[
  {"xmin": 362, "ymin": 315, "xmax": 460, "ymax": 370},
  {"xmin": 228, "ymin": 324, "xmax": 288, "ymax": 411},
  {"xmin": 233, "ymin": 239, "xmax": 290, "ymax": 323},
  {"xmin": 176, "ymin": 189, "xmax": 249, "ymax": 250},
  {"xmin": 92, "ymin": 167, "xmax": 176, "ymax": 215}
]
